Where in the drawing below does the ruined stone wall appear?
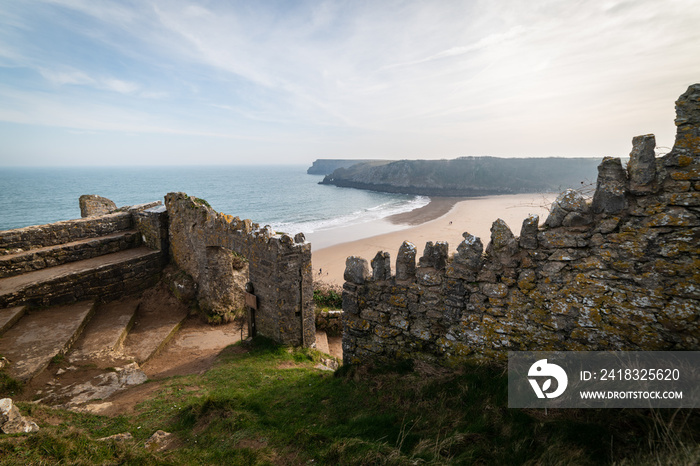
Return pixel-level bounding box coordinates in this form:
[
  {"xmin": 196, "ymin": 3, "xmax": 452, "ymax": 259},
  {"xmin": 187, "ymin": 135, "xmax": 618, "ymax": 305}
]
[
  {"xmin": 342, "ymin": 84, "xmax": 700, "ymax": 365},
  {"xmin": 0, "ymin": 202, "xmax": 162, "ymax": 252},
  {"xmin": 165, "ymin": 193, "xmax": 315, "ymax": 347},
  {"xmin": 0, "ymin": 213, "xmax": 134, "ymax": 251}
]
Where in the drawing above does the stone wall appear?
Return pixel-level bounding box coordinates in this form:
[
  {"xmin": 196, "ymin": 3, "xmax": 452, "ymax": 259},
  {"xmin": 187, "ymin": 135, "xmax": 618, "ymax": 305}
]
[
  {"xmin": 0, "ymin": 250, "xmax": 164, "ymax": 308},
  {"xmin": 0, "ymin": 213, "xmax": 133, "ymax": 252},
  {"xmin": 0, "ymin": 202, "xmax": 161, "ymax": 252},
  {"xmin": 165, "ymin": 193, "xmax": 315, "ymax": 347},
  {"xmin": 342, "ymin": 84, "xmax": 700, "ymax": 365},
  {"xmin": 316, "ymin": 310, "xmax": 343, "ymax": 337}
]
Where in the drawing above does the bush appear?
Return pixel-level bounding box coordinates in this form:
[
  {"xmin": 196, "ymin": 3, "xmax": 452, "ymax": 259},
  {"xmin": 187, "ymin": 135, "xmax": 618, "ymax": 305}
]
[{"xmin": 313, "ymin": 284, "xmax": 343, "ymax": 309}]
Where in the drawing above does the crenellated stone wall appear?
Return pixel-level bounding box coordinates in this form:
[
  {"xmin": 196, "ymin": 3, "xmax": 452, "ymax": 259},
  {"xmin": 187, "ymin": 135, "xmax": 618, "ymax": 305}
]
[
  {"xmin": 165, "ymin": 193, "xmax": 316, "ymax": 347},
  {"xmin": 342, "ymin": 84, "xmax": 700, "ymax": 366}
]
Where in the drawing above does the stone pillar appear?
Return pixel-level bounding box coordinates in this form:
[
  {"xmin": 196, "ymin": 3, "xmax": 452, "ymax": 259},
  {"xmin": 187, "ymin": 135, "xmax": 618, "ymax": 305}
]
[
  {"xmin": 371, "ymin": 251, "xmax": 391, "ymax": 281},
  {"xmin": 134, "ymin": 205, "xmax": 169, "ymax": 252},
  {"xmin": 671, "ymin": 84, "xmax": 700, "ymax": 156},
  {"xmin": 344, "ymin": 256, "xmax": 370, "ymax": 285},
  {"xmin": 628, "ymin": 134, "xmax": 657, "ymax": 194},
  {"xmin": 419, "ymin": 241, "xmax": 449, "ymax": 270},
  {"xmin": 485, "ymin": 219, "xmax": 518, "ymax": 267},
  {"xmin": 519, "ymin": 215, "xmax": 539, "ymax": 249},
  {"xmin": 450, "ymin": 232, "xmax": 483, "ymax": 281},
  {"xmin": 591, "ymin": 157, "xmax": 628, "ymax": 214},
  {"xmin": 395, "ymin": 241, "xmax": 417, "ymax": 281}
]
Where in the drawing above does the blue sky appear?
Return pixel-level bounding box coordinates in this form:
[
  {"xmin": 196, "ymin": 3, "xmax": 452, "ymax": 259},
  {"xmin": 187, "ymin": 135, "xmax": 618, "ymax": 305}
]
[{"xmin": 1, "ymin": 0, "xmax": 698, "ymax": 166}]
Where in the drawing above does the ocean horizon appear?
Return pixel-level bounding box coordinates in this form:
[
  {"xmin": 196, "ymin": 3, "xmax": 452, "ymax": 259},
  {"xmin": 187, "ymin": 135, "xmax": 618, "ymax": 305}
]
[{"xmin": 0, "ymin": 165, "xmax": 428, "ymax": 246}]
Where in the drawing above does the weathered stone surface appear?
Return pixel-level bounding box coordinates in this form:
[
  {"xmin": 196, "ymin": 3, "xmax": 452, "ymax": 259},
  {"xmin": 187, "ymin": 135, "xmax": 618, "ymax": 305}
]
[
  {"xmin": 165, "ymin": 192, "xmax": 315, "ymax": 347},
  {"xmin": 396, "ymin": 241, "xmax": 417, "ymax": 281},
  {"xmin": 419, "ymin": 241, "xmax": 449, "ymax": 270},
  {"xmin": 592, "ymin": 157, "xmax": 628, "ymax": 214},
  {"xmin": 316, "ymin": 310, "xmax": 343, "ymax": 336},
  {"xmin": 145, "ymin": 430, "xmax": 175, "ymax": 452},
  {"xmin": 134, "ymin": 206, "xmax": 168, "ymax": 251},
  {"xmin": 519, "ymin": 215, "xmax": 539, "ymax": 249},
  {"xmin": 0, "ymin": 230, "xmax": 141, "ymax": 279},
  {"xmin": 0, "ymin": 212, "xmax": 133, "ymax": 251},
  {"xmin": 165, "ymin": 267, "xmax": 197, "ymax": 303},
  {"xmin": 485, "ymin": 219, "xmax": 518, "ymax": 268},
  {"xmin": 0, "ymin": 398, "xmax": 39, "ymax": 434},
  {"xmin": 79, "ymin": 194, "xmax": 117, "ymax": 218},
  {"xmin": 545, "ymin": 190, "xmax": 591, "ymax": 228},
  {"xmin": 668, "ymin": 83, "xmax": 700, "ymax": 156},
  {"xmin": 628, "ymin": 134, "xmax": 657, "ymax": 194},
  {"xmin": 371, "ymin": 251, "xmax": 391, "ymax": 281},
  {"xmin": 98, "ymin": 432, "xmax": 133, "ymax": 442},
  {"xmin": 0, "ymin": 248, "xmax": 163, "ymax": 309},
  {"xmin": 197, "ymin": 247, "xmax": 248, "ymax": 322},
  {"xmin": 41, "ymin": 363, "xmax": 147, "ymax": 407},
  {"xmin": 342, "ymin": 85, "xmax": 700, "ymax": 367},
  {"xmin": 344, "ymin": 256, "xmax": 370, "ymax": 284}
]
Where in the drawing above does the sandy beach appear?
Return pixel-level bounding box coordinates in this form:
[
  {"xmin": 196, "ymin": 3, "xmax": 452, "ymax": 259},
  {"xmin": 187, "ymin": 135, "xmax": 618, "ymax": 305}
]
[{"xmin": 311, "ymin": 192, "xmax": 556, "ymax": 285}]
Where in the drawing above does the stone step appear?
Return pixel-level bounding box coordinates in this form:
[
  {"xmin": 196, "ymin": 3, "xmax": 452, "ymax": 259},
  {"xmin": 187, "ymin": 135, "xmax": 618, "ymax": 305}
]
[
  {"xmin": 0, "ymin": 230, "xmax": 141, "ymax": 279},
  {"xmin": 68, "ymin": 297, "xmax": 140, "ymax": 365},
  {"xmin": 0, "ymin": 306, "xmax": 25, "ymax": 336},
  {"xmin": 315, "ymin": 330, "xmax": 330, "ymax": 355},
  {"xmin": 0, "ymin": 301, "xmax": 95, "ymax": 381},
  {"xmin": 0, "ymin": 247, "xmax": 164, "ymax": 308},
  {"xmin": 121, "ymin": 290, "xmax": 190, "ymax": 364}
]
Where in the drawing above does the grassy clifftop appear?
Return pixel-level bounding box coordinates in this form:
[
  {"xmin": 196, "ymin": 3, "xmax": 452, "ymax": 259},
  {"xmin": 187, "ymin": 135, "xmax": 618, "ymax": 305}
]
[
  {"xmin": 321, "ymin": 156, "xmax": 602, "ymax": 196},
  {"xmin": 2, "ymin": 338, "xmax": 697, "ymax": 464}
]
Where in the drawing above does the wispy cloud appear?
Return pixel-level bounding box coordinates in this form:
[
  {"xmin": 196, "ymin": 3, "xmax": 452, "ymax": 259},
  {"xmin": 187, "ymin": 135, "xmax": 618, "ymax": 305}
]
[{"xmin": 0, "ymin": 0, "xmax": 699, "ymax": 165}]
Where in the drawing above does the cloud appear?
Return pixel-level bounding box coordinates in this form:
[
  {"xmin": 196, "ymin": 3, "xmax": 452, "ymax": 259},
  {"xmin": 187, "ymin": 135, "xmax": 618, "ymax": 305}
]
[{"xmin": 0, "ymin": 0, "xmax": 699, "ymax": 165}]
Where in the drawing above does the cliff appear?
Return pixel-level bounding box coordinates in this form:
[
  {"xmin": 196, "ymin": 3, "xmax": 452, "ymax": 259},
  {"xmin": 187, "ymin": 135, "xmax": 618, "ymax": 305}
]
[
  {"xmin": 320, "ymin": 157, "xmax": 602, "ymax": 196},
  {"xmin": 307, "ymin": 159, "xmax": 390, "ymax": 175}
]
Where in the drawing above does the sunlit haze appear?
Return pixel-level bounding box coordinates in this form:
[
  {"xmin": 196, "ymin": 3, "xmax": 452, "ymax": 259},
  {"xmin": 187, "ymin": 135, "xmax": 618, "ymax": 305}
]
[{"xmin": 1, "ymin": 0, "xmax": 698, "ymax": 166}]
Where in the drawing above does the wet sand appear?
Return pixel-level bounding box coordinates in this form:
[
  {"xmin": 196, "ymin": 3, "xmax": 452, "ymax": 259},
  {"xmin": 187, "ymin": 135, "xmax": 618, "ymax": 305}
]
[{"xmin": 311, "ymin": 193, "xmax": 556, "ymax": 285}]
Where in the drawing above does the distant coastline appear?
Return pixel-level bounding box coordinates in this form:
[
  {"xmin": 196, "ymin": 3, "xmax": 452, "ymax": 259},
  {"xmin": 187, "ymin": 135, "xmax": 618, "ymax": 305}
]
[{"xmin": 315, "ymin": 156, "xmax": 601, "ymax": 197}]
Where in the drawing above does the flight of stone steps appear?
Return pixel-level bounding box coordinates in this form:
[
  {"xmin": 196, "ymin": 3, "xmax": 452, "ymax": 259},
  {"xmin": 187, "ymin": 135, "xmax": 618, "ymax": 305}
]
[{"xmin": 0, "ymin": 207, "xmax": 183, "ymax": 384}]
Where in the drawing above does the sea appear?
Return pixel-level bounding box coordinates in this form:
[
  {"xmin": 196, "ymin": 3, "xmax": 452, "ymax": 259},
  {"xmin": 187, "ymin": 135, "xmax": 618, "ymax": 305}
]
[{"xmin": 0, "ymin": 165, "xmax": 428, "ymax": 248}]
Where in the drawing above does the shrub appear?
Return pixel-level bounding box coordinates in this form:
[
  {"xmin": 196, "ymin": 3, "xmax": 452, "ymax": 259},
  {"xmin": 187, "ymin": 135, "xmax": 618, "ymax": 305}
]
[{"xmin": 313, "ymin": 284, "xmax": 343, "ymax": 309}]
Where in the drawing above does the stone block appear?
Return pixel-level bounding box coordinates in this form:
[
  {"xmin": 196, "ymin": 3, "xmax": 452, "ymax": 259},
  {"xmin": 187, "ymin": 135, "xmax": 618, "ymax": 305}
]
[
  {"xmin": 519, "ymin": 215, "xmax": 539, "ymax": 249},
  {"xmin": 419, "ymin": 241, "xmax": 449, "ymax": 270},
  {"xmin": 371, "ymin": 251, "xmax": 392, "ymax": 281},
  {"xmin": 345, "ymin": 256, "xmax": 370, "ymax": 284},
  {"xmin": 0, "ymin": 398, "xmax": 39, "ymax": 434},
  {"xmin": 395, "ymin": 241, "xmax": 417, "ymax": 280},
  {"xmin": 628, "ymin": 134, "xmax": 657, "ymax": 194},
  {"xmin": 592, "ymin": 157, "xmax": 628, "ymax": 214},
  {"xmin": 79, "ymin": 194, "xmax": 117, "ymax": 218},
  {"xmin": 416, "ymin": 268, "xmax": 442, "ymax": 286},
  {"xmin": 545, "ymin": 190, "xmax": 591, "ymax": 228}
]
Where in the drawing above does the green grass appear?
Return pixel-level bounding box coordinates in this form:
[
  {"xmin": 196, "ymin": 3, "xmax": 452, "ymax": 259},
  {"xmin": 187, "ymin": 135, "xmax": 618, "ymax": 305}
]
[
  {"xmin": 1, "ymin": 338, "xmax": 698, "ymax": 465},
  {"xmin": 0, "ymin": 371, "xmax": 22, "ymax": 398}
]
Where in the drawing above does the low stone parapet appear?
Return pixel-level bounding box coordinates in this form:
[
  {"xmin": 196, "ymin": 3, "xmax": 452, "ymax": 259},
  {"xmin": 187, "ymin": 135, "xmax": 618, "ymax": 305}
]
[
  {"xmin": 0, "ymin": 212, "xmax": 133, "ymax": 252},
  {"xmin": 0, "ymin": 230, "xmax": 141, "ymax": 278}
]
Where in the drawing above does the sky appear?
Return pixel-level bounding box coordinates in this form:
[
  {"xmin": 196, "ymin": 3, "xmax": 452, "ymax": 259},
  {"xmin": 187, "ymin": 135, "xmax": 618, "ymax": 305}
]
[{"xmin": 0, "ymin": 0, "xmax": 698, "ymax": 166}]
